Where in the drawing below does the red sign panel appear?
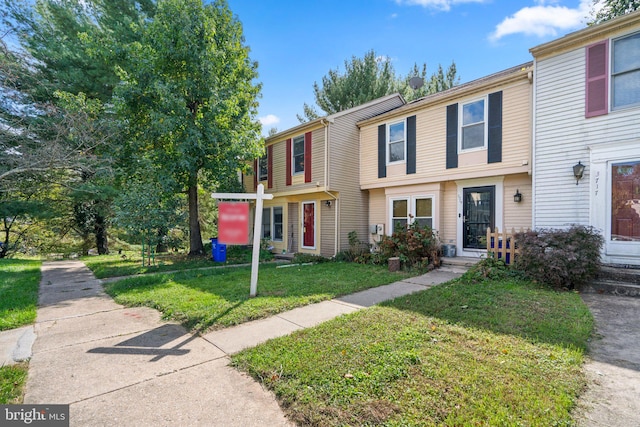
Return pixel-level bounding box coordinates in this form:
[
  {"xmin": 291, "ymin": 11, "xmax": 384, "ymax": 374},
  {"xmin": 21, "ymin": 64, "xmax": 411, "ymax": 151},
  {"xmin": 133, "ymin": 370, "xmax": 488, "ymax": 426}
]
[{"xmin": 218, "ymin": 202, "xmax": 250, "ymax": 245}]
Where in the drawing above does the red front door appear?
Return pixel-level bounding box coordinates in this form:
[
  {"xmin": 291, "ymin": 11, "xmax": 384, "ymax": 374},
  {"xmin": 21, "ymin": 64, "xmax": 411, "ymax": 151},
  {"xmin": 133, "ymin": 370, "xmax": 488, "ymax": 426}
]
[{"xmin": 303, "ymin": 202, "xmax": 315, "ymax": 248}]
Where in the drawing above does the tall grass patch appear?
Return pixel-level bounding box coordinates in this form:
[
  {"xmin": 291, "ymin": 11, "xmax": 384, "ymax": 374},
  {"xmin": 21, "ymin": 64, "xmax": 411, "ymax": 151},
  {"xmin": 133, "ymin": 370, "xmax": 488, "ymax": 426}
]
[{"xmin": 0, "ymin": 259, "xmax": 41, "ymax": 331}]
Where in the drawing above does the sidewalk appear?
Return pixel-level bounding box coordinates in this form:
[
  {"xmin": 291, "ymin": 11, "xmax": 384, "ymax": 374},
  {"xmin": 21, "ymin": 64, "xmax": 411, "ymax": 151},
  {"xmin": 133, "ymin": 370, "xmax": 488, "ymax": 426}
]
[{"xmin": 20, "ymin": 261, "xmax": 462, "ymax": 426}]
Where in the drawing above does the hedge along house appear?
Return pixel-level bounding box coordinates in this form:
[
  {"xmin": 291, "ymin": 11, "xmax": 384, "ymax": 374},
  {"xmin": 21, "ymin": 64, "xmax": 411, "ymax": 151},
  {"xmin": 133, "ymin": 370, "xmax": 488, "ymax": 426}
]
[
  {"xmin": 357, "ymin": 64, "xmax": 533, "ymax": 257},
  {"xmin": 244, "ymin": 94, "xmax": 405, "ymax": 257},
  {"xmin": 530, "ymin": 11, "xmax": 640, "ymax": 266}
]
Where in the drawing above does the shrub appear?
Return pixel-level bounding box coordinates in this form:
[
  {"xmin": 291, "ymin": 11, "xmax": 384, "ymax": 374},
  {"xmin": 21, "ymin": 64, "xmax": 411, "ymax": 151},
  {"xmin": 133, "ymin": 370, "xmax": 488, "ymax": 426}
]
[
  {"xmin": 376, "ymin": 222, "xmax": 440, "ymax": 269},
  {"xmin": 335, "ymin": 231, "xmax": 371, "ymax": 263},
  {"xmin": 458, "ymin": 257, "xmax": 515, "ymax": 284},
  {"xmin": 513, "ymin": 225, "xmax": 603, "ymax": 290},
  {"xmin": 292, "ymin": 253, "xmax": 330, "ymax": 264}
]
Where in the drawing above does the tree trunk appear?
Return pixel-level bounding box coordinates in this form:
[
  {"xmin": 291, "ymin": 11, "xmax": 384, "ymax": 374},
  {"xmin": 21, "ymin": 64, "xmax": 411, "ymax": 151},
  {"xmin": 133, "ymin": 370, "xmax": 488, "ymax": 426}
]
[
  {"xmin": 156, "ymin": 226, "xmax": 168, "ymax": 253},
  {"xmin": 188, "ymin": 178, "xmax": 204, "ymax": 256},
  {"xmin": 94, "ymin": 213, "xmax": 109, "ymax": 255}
]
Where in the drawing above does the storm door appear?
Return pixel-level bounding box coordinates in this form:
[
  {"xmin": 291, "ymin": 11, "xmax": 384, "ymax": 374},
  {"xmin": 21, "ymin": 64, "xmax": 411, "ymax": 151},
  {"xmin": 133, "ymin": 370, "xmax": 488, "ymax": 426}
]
[{"xmin": 463, "ymin": 186, "xmax": 495, "ymax": 250}]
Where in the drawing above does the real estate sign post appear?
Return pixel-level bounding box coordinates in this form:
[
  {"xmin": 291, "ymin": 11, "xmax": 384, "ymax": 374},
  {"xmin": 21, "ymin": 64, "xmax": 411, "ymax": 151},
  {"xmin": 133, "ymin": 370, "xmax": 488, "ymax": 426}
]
[{"xmin": 212, "ymin": 184, "xmax": 273, "ymax": 297}]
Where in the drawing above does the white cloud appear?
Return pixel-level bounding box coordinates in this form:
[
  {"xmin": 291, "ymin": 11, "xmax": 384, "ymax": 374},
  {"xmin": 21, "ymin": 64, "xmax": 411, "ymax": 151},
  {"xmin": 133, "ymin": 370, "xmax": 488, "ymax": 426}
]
[
  {"xmin": 259, "ymin": 114, "xmax": 280, "ymax": 126},
  {"xmin": 490, "ymin": 0, "xmax": 601, "ymax": 41},
  {"xmin": 395, "ymin": 0, "xmax": 488, "ymax": 12}
]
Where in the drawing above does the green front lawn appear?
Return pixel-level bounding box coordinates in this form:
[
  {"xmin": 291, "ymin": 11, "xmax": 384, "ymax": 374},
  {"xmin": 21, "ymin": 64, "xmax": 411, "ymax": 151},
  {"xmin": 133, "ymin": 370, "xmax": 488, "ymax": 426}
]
[
  {"xmin": 0, "ymin": 259, "xmax": 41, "ymax": 331},
  {"xmin": 104, "ymin": 263, "xmax": 413, "ymax": 331},
  {"xmin": 232, "ymin": 278, "xmax": 593, "ymax": 426},
  {"xmin": 82, "ymin": 246, "xmax": 256, "ymax": 279},
  {"xmin": 0, "ymin": 364, "xmax": 28, "ymax": 404}
]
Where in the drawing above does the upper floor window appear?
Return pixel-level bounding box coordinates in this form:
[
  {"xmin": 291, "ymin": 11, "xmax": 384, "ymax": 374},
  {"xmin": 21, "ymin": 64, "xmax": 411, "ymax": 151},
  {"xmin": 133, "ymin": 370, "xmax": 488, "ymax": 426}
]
[
  {"xmin": 258, "ymin": 154, "xmax": 268, "ymax": 182},
  {"xmin": 293, "ymin": 135, "xmax": 305, "ymax": 174},
  {"xmin": 612, "ymin": 32, "xmax": 640, "ymax": 110},
  {"xmin": 387, "ymin": 120, "xmax": 405, "ymax": 164},
  {"xmin": 460, "ymin": 98, "xmax": 486, "ymax": 151}
]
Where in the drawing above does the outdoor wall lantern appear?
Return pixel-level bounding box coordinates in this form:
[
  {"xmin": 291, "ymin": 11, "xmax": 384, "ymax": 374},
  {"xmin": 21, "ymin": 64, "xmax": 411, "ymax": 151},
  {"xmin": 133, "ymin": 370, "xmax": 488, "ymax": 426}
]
[
  {"xmin": 573, "ymin": 161, "xmax": 586, "ymax": 185},
  {"xmin": 325, "ymin": 200, "xmax": 332, "ymax": 208},
  {"xmin": 513, "ymin": 189, "xmax": 522, "ymax": 203}
]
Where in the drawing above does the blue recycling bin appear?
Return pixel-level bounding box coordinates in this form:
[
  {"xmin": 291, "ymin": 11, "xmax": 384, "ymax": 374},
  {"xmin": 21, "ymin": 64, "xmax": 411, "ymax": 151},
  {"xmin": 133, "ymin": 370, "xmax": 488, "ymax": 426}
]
[{"xmin": 210, "ymin": 238, "xmax": 227, "ymax": 262}]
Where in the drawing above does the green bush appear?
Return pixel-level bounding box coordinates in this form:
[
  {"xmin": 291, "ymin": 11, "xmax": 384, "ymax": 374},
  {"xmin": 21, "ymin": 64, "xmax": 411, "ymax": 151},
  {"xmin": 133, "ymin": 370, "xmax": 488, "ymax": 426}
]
[
  {"xmin": 335, "ymin": 231, "xmax": 371, "ymax": 263},
  {"xmin": 376, "ymin": 222, "xmax": 440, "ymax": 269},
  {"xmin": 513, "ymin": 226, "xmax": 604, "ymax": 290},
  {"xmin": 292, "ymin": 253, "xmax": 330, "ymax": 264},
  {"xmin": 458, "ymin": 257, "xmax": 515, "ymax": 284}
]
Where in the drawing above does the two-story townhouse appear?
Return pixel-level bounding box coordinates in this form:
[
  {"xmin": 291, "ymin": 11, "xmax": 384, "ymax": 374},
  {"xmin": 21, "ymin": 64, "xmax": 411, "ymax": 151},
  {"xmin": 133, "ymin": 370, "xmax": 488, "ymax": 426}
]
[
  {"xmin": 530, "ymin": 11, "xmax": 640, "ymax": 266},
  {"xmin": 358, "ymin": 64, "xmax": 533, "ymax": 257},
  {"xmin": 244, "ymin": 94, "xmax": 405, "ymax": 257}
]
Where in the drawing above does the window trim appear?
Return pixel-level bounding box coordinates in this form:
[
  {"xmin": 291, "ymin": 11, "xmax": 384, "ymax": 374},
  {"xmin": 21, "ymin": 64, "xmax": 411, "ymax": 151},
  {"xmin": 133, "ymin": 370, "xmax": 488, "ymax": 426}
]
[
  {"xmin": 611, "ymin": 31, "xmax": 640, "ymax": 112},
  {"xmin": 388, "ymin": 195, "xmax": 435, "ymax": 233},
  {"xmin": 458, "ymin": 96, "xmax": 488, "ymax": 153},
  {"xmin": 386, "ymin": 119, "xmax": 406, "ymax": 166},
  {"xmin": 260, "ymin": 206, "xmax": 284, "ymax": 242},
  {"xmin": 292, "ymin": 135, "xmax": 305, "ymax": 175},
  {"xmin": 258, "ymin": 154, "xmax": 268, "ymax": 182}
]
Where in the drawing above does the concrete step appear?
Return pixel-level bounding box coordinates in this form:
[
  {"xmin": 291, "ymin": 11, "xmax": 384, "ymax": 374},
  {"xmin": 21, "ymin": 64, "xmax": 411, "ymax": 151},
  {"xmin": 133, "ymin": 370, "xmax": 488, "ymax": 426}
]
[
  {"xmin": 440, "ymin": 256, "xmax": 482, "ymax": 270},
  {"xmin": 598, "ymin": 265, "xmax": 640, "ymax": 285}
]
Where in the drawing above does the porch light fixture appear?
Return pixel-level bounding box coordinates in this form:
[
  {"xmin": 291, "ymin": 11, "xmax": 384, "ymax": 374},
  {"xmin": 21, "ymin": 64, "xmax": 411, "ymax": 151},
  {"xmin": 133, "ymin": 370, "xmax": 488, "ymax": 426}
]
[
  {"xmin": 325, "ymin": 200, "xmax": 332, "ymax": 208},
  {"xmin": 513, "ymin": 189, "xmax": 522, "ymax": 203},
  {"xmin": 573, "ymin": 161, "xmax": 585, "ymax": 185}
]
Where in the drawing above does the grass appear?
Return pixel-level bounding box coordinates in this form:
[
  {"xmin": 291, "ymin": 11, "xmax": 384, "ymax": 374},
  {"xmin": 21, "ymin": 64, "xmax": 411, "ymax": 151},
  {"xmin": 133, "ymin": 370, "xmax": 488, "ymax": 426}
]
[
  {"xmin": 0, "ymin": 259, "xmax": 41, "ymax": 331},
  {"xmin": 0, "ymin": 363, "xmax": 28, "ymax": 404},
  {"xmin": 231, "ymin": 277, "xmax": 593, "ymax": 426},
  {"xmin": 82, "ymin": 246, "xmax": 255, "ymax": 279},
  {"xmin": 104, "ymin": 263, "xmax": 414, "ymax": 331}
]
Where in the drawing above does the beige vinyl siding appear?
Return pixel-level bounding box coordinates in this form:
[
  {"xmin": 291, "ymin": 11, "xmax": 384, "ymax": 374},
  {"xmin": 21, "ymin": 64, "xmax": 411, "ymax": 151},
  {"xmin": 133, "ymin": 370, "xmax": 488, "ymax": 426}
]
[
  {"xmin": 360, "ymin": 78, "xmax": 532, "ymax": 189},
  {"xmin": 503, "ymin": 173, "xmax": 532, "ymax": 232},
  {"xmin": 368, "ymin": 188, "xmax": 386, "ymax": 245},
  {"xmin": 329, "ymin": 96, "xmax": 404, "ymax": 251},
  {"xmin": 441, "ymin": 181, "xmax": 458, "ymax": 245},
  {"xmin": 320, "ymin": 200, "xmax": 335, "ymax": 257}
]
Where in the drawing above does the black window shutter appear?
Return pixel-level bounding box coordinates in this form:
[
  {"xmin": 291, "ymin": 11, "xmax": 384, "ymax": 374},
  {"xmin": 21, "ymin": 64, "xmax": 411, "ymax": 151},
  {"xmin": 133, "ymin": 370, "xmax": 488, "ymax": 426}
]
[
  {"xmin": 488, "ymin": 91, "xmax": 503, "ymax": 164},
  {"xmin": 378, "ymin": 124, "xmax": 386, "ymax": 178},
  {"xmin": 406, "ymin": 115, "xmax": 416, "ymax": 174},
  {"xmin": 446, "ymin": 104, "xmax": 458, "ymax": 169}
]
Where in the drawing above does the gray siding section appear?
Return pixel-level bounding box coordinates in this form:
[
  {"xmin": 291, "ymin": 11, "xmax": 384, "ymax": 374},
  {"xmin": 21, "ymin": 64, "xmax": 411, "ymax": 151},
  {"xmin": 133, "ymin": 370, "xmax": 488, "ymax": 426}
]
[
  {"xmin": 288, "ymin": 202, "xmax": 298, "ymax": 253},
  {"xmin": 320, "ymin": 200, "xmax": 336, "ymax": 257},
  {"xmin": 330, "ymin": 96, "xmax": 404, "ymax": 250}
]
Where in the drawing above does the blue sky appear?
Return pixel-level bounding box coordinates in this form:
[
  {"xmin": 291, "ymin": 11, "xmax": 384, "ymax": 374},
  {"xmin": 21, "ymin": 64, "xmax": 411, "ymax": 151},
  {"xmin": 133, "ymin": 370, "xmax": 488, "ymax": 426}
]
[{"xmin": 226, "ymin": 0, "xmax": 601, "ymax": 133}]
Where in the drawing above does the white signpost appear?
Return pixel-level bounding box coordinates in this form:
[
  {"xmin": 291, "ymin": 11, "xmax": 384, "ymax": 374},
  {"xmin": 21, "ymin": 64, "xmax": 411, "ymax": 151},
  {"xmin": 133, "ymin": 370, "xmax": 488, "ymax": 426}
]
[{"xmin": 211, "ymin": 183, "xmax": 273, "ymax": 297}]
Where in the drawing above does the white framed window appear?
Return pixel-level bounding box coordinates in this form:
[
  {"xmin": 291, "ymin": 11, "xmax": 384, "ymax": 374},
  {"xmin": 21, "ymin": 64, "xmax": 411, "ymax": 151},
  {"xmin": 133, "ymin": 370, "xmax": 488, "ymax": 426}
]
[
  {"xmin": 459, "ymin": 97, "xmax": 487, "ymax": 152},
  {"xmin": 273, "ymin": 206, "xmax": 283, "ymax": 241},
  {"xmin": 612, "ymin": 31, "xmax": 640, "ymax": 111},
  {"xmin": 292, "ymin": 135, "xmax": 305, "ymax": 175},
  {"xmin": 390, "ymin": 196, "xmax": 434, "ymax": 233},
  {"xmin": 258, "ymin": 154, "xmax": 268, "ymax": 182},
  {"xmin": 261, "ymin": 206, "xmax": 284, "ymax": 241},
  {"xmin": 387, "ymin": 120, "xmax": 406, "ymax": 164}
]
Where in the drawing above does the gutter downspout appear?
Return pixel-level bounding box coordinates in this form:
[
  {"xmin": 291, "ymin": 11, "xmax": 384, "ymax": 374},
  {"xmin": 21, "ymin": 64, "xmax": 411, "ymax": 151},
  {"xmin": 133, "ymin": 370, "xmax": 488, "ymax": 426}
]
[
  {"xmin": 320, "ymin": 118, "xmax": 338, "ymax": 256},
  {"xmin": 530, "ymin": 62, "xmax": 537, "ymax": 230}
]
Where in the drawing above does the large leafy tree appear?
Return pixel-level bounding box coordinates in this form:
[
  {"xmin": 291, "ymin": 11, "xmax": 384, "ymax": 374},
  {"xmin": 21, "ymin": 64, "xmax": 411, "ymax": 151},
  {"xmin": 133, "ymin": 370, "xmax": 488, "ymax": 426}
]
[
  {"xmin": 115, "ymin": 0, "xmax": 262, "ymax": 255},
  {"xmin": 2, "ymin": 0, "xmax": 155, "ymax": 255},
  {"xmin": 298, "ymin": 50, "xmax": 459, "ymax": 122},
  {"xmin": 591, "ymin": 0, "xmax": 640, "ymax": 24}
]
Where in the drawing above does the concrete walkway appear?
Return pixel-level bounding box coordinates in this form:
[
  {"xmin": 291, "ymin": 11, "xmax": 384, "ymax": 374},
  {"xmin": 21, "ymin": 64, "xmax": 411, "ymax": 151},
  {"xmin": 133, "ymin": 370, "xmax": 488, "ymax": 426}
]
[
  {"xmin": 19, "ymin": 261, "xmax": 462, "ymax": 426},
  {"xmin": 575, "ymin": 294, "xmax": 640, "ymax": 426}
]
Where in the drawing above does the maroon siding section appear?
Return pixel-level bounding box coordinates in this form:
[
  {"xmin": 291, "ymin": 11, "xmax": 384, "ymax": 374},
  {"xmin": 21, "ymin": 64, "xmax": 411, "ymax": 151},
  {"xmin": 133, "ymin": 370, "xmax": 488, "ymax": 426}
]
[{"xmin": 586, "ymin": 40, "xmax": 609, "ymax": 118}]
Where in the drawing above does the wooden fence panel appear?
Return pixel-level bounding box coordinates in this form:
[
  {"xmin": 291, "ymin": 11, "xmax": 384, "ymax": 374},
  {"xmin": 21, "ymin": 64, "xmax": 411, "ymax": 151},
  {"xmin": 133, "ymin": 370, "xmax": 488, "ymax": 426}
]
[{"xmin": 486, "ymin": 227, "xmax": 522, "ymax": 265}]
